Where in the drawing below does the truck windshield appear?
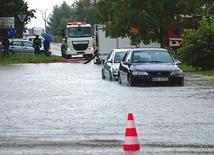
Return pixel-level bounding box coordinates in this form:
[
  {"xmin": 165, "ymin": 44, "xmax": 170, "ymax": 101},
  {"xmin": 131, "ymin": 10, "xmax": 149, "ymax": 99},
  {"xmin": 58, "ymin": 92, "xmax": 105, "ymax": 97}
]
[{"xmin": 68, "ymin": 27, "xmax": 91, "ymax": 38}]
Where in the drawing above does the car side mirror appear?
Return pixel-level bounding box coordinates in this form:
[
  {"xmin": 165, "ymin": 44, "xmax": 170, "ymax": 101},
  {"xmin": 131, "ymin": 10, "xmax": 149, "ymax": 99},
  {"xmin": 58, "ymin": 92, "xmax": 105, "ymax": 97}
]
[
  {"xmin": 123, "ymin": 61, "xmax": 131, "ymax": 65},
  {"xmin": 174, "ymin": 60, "xmax": 181, "ymax": 65},
  {"xmin": 107, "ymin": 59, "xmax": 112, "ymax": 63}
]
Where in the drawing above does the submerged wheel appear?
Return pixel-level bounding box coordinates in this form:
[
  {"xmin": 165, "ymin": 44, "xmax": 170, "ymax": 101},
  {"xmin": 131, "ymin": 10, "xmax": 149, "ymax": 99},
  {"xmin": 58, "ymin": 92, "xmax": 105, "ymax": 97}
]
[
  {"xmin": 178, "ymin": 78, "xmax": 184, "ymax": 86},
  {"xmin": 102, "ymin": 69, "xmax": 106, "ymax": 79},
  {"xmin": 127, "ymin": 74, "xmax": 133, "ymax": 86},
  {"xmin": 109, "ymin": 71, "xmax": 113, "ymax": 81},
  {"xmin": 118, "ymin": 73, "xmax": 122, "ymax": 84}
]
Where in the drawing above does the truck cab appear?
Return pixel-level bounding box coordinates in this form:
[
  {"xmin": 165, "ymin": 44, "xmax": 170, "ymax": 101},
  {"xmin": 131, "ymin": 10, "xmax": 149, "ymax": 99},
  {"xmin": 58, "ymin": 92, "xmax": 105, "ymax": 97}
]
[{"xmin": 62, "ymin": 21, "xmax": 94, "ymax": 59}]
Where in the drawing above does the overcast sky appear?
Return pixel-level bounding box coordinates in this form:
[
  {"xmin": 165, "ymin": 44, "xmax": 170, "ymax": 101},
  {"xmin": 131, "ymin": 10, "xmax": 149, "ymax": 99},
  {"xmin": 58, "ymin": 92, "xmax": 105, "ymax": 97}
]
[{"xmin": 25, "ymin": 0, "xmax": 75, "ymax": 29}]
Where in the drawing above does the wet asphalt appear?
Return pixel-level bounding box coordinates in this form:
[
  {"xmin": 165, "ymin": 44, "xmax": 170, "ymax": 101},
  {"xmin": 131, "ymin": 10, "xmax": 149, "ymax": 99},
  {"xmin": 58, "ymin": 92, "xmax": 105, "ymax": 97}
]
[{"xmin": 0, "ymin": 43, "xmax": 214, "ymax": 155}]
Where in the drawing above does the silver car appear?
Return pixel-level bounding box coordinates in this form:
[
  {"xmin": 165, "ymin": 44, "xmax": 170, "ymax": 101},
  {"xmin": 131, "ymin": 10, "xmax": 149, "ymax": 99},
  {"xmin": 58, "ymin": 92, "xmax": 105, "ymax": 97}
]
[
  {"xmin": 22, "ymin": 36, "xmax": 45, "ymax": 53},
  {"xmin": 102, "ymin": 49, "xmax": 129, "ymax": 81},
  {"xmin": 9, "ymin": 39, "xmax": 35, "ymax": 54}
]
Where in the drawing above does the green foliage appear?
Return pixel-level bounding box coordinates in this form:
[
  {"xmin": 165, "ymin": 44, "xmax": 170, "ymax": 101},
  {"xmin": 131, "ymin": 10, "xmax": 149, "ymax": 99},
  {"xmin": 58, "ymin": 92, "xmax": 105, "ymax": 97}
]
[
  {"xmin": 177, "ymin": 17, "xmax": 214, "ymax": 70},
  {"xmin": 52, "ymin": 36, "xmax": 63, "ymax": 43},
  {"xmin": 179, "ymin": 64, "xmax": 214, "ymax": 76},
  {"xmin": 47, "ymin": 1, "xmax": 73, "ymax": 36},
  {"xmin": 47, "ymin": 0, "xmax": 97, "ymax": 37},
  {"xmin": 0, "ymin": 0, "xmax": 36, "ymax": 37},
  {"xmin": 96, "ymin": 0, "xmax": 212, "ymax": 48},
  {"xmin": 0, "ymin": 53, "xmax": 64, "ymax": 64}
]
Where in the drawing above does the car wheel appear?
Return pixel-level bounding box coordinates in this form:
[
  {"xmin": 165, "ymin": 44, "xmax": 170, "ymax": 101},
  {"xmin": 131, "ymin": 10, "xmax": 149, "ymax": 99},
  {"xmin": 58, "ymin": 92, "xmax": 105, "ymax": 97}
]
[
  {"xmin": 118, "ymin": 73, "xmax": 122, "ymax": 84},
  {"xmin": 102, "ymin": 69, "xmax": 106, "ymax": 79},
  {"xmin": 178, "ymin": 78, "xmax": 184, "ymax": 86},
  {"xmin": 127, "ymin": 74, "xmax": 133, "ymax": 86},
  {"xmin": 109, "ymin": 71, "xmax": 113, "ymax": 81}
]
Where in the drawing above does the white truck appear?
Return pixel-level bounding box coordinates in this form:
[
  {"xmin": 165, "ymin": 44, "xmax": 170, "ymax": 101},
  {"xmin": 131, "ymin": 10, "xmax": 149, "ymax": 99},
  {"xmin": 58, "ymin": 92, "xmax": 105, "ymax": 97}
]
[
  {"xmin": 95, "ymin": 25, "xmax": 160, "ymax": 62},
  {"xmin": 62, "ymin": 21, "xmax": 94, "ymax": 59}
]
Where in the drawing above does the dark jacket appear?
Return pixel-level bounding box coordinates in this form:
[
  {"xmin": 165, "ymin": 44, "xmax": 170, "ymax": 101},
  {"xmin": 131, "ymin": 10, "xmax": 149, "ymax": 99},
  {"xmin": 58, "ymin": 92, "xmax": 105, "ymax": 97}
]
[
  {"xmin": 44, "ymin": 40, "xmax": 50, "ymax": 50},
  {"xmin": 33, "ymin": 37, "xmax": 41, "ymax": 48},
  {"xmin": 2, "ymin": 37, "xmax": 9, "ymax": 47}
]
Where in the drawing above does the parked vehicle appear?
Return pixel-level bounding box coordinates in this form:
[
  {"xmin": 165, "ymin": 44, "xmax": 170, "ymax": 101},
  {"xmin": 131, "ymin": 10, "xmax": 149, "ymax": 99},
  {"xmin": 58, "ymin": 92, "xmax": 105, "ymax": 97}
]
[
  {"xmin": 61, "ymin": 21, "xmax": 94, "ymax": 59},
  {"xmin": 22, "ymin": 36, "xmax": 45, "ymax": 52},
  {"xmin": 118, "ymin": 48, "xmax": 184, "ymax": 86},
  {"xmin": 102, "ymin": 49, "xmax": 128, "ymax": 81},
  {"xmin": 0, "ymin": 43, "xmax": 4, "ymax": 55},
  {"xmin": 9, "ymin": 39, "xmax": 35, "ymax": 54},
  {"xmin": 94, "ymin": 25, "xmax": 160, "ymax": 63}
]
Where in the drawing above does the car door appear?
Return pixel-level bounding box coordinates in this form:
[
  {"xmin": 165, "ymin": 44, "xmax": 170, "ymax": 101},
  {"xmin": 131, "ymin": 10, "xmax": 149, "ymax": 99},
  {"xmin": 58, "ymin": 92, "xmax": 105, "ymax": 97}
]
[
  {"xmin": 23, "ymin": 41, "xmax": 34, "ymax": 54},
  {"xmin": 119, "ymin": 50, "xmax": 131, "ymax": 83},
  {"xmin": 103, "ymin": 50, "xmax": 114, "ymax": 77},
  {"xmin": 11, "ymin": 41, "xmax": 22, "ymax": 54}
]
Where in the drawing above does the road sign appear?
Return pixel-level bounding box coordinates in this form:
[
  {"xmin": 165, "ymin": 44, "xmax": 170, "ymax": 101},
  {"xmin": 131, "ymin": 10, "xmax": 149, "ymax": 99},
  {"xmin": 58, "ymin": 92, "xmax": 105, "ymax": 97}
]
[
  {"xmin": 130, "ymin": 26, "xmax": 140, "ymax": 36},
  {"xmin": 17, "ymin": 14, "xmax": 26, "ymax": 22},
  {"xmin": 8, "ymin": 29, "xmax": 17, "ymax": 37},
  {"xmin": 0, "ymin": 17, "xmax": 14, "ymax": 29}
]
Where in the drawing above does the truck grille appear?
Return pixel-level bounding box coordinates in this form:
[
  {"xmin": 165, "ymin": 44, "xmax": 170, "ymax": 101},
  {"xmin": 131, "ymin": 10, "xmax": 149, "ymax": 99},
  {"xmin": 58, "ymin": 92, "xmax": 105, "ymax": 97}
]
[{"xmin": 72, "ymin": 41, "xmax": 89, "ymax": 51}]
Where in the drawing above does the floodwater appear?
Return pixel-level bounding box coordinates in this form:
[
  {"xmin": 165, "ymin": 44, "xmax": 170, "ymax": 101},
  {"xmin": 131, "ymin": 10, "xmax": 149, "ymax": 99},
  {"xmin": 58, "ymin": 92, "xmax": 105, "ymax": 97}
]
[{"xmin": 0, "ymin": 48, "xmax": 214, "ymax": 154}]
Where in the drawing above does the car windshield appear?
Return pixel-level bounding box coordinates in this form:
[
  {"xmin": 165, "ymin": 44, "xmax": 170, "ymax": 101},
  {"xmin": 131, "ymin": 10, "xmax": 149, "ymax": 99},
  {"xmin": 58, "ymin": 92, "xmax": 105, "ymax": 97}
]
[
  {"xmin": 114, "ymin": 52, "xmax": 126, "ymax": 63},
  {"xmin": 132, "ymin": 50, "xmax": 174, "ymax": 63},
  {"xmin": 68, "ymin": 27, "xmax": 92, "ymax": 38}
]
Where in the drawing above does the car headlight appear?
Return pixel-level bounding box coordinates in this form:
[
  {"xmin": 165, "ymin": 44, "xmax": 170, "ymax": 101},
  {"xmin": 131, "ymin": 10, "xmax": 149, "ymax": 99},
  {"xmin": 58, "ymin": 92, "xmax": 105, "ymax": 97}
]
[
  {"xmin": 170, "ymin": 70, "xmax": 183, "ymax": 75},
  {"xmin": 132, "ymin": 71, "xmax": 148, "ymax": 75},
  {"xmin": 113, "ymin": 69, "xmax": 119, "ymax": 75}
]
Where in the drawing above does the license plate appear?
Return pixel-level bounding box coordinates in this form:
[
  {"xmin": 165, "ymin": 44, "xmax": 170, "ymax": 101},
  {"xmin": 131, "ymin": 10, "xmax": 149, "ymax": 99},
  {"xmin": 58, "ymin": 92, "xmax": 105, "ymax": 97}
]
[{"xmin": 152, "ymin": 77, "xmax": 169, "ymax": 81}]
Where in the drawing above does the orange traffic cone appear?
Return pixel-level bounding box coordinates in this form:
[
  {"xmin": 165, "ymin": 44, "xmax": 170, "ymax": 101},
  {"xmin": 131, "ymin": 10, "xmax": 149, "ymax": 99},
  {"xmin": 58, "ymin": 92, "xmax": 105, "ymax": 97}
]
[{"xmin": 123, "ymin": 113, "xmax": 140, "ymax": 151}]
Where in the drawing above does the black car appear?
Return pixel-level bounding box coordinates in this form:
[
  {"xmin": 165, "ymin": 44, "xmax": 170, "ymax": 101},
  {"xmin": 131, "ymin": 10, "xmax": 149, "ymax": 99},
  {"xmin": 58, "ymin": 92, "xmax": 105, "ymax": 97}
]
[{"xmin": 118, "ymin": 48, "xmax": 184, "ymax": 86}]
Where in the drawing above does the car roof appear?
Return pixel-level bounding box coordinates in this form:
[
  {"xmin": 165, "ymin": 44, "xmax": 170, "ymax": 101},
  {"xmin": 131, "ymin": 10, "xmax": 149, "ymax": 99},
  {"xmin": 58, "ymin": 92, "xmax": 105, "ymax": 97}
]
[
  {"xmin": 112, "ymin": 49, "xmax": 131, "ymax": 52},
  {"xmin": 22, "ymin": 36, "xmax": 45, "ymax": 40},
  {"xmin": 10, "ymin": 39, "xmax": 31, "ymax": 41},
  {"xmin": 131, "ymin": 48, "xmax": 167, "ymax": 51},
  {"xmin": 9, "ymin": 39, "xmax": 33, "ymax": 43}
]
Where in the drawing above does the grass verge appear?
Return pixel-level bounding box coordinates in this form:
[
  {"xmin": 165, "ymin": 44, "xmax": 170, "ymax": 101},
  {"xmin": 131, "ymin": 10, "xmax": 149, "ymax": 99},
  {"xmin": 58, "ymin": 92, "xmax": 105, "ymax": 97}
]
[
  {"xmin": 0, "ymin": 53, "xmax": 64, "ymax": 64},
  {"xmin": 179, "ymin": 64, "xmax": 214, "ymax": 76}
]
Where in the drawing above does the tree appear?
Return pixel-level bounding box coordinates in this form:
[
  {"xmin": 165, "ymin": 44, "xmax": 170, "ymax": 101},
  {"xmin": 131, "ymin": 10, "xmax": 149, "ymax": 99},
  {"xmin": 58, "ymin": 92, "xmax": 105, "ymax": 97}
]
[
  {"xmin": 96, "ymin": 0, "xmax": 211, "ymax": 47},
  {"xmin": 197, "ymin": 0, "xmax": 214, "ymax": 17},
  {"xmin": 47, "ymin": 1, "xmax": 73, "ymax": 35},
  {"xmin": 47, "ymin": 0, "xmax": 97, "ymax": 37},
  {"xmin": 72, "ymin": 0, "xmax": 97, "ymax": 26},
  {"xmin": 0, "ymin": 0, "xmax": 36, "ymax": 37},
  {"xmin": 41, "ymin": 9, "xmax": 51, "ymax": 33},
  {"xmin": 177, "ymin": 17, "xmax": 214, "ymax": 70}
]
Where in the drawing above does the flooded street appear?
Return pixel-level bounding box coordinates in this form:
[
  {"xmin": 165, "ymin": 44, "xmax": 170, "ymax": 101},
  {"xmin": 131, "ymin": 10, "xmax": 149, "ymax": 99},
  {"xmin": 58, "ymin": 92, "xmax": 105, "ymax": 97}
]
[{"xmin": 0, "ymin": 47, "xmax": 214, "ymax": 154}]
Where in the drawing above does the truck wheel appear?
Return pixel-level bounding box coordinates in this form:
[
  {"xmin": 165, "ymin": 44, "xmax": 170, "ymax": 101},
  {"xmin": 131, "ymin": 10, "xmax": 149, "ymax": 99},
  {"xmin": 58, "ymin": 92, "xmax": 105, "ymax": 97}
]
[
  {"xmin": 65, "ymin": 55, "xmax": 71, "ymax": 59},
  {"xmin": 84, "ymin": 54, "xmax": 93, "ymax": 59}
]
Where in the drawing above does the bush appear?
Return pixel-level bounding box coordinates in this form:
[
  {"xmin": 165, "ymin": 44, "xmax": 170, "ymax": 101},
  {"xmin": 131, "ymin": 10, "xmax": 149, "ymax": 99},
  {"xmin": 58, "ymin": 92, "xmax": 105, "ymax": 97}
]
[
  {"xmin": 177, "ymin": 17, "xmax": 214, "ymax": 70},
  {"xmin": 52, "ymin": 36, "xmax": 63, "ymax": 43}
]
